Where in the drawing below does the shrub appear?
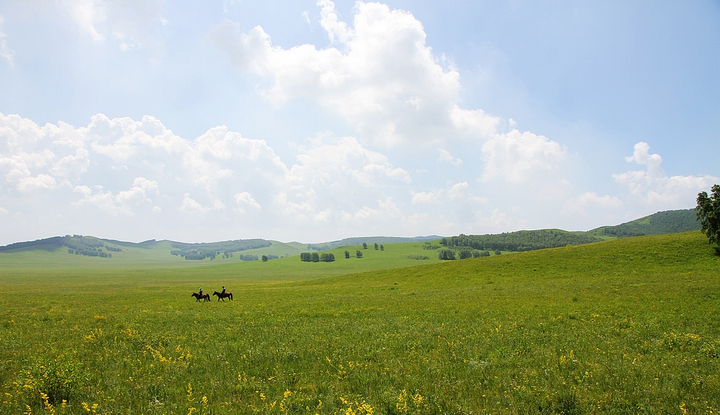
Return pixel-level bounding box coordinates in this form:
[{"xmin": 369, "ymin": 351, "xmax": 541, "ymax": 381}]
[{"xmin": 438, "ymin": 249, "xmax": 456, "ymax": 260}]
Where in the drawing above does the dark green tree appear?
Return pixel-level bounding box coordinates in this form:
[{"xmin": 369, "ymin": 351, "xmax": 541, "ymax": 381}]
[
  {"xmin": 380, "ymin": 245, "xmax": 384, "ymax": 251},
  {"xmin": 363, "ymin": 243, "xmax": 368, "ymax": 249},
  {"xmin": 438, "ymin": 249, "xmax": 456, "ymax": 260},
  {"xmin": 374, "ymin": 243, "xmax": 379, "ymax": 250},
  {"xmin": 356, "ymin": 250, "xmax": 363, "ymax": 258},
  {"xmin": 458, "ymin": 249, "xmax": 473, "ymax": 259},
  {"xmin": 344, "ymin": 250, "xmax": 350, "ymax": 259},
  {"xmin": 262, "ymin": 255, "xmax": 268, "ymax": 262},
  {"xmin": 697, "ymin": 184, "xmax": 720, "ymax": 253}
]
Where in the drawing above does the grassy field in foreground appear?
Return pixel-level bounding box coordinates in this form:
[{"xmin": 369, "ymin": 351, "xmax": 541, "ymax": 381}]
[{"xmin": 1, "ymin": 232, "xmax": 719, "ymax": 414}]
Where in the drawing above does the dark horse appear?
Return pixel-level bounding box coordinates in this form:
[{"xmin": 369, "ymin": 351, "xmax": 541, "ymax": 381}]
[
  {"xmin": 191, "ymin": 292, "xmax": 210, "ymax": 302},
  {"xmin": 213, "ymin": 291, "xmax": 233, "ymax": 301}
]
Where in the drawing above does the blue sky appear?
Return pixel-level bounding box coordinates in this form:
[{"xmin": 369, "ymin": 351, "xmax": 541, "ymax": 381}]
[{"xmin": 0, "ymin": 0, "xmax": 718, "ymax": 245}]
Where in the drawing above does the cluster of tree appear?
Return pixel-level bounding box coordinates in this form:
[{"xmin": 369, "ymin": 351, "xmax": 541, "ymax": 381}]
[
  {"xmin": 174, "ymin": 249, "xmax": 216, "ymax": 260},
  {"xmin": 407, "ymin": 255, "xmax": 430, "ymax": 260},
  {"xmin": 438, "ymin": 249, "xmax": 456, "ymax": 260},
  {"xmin": 63, "ymin": 235, "xmax": 116, "ymax": 258},
  {"xmin": 600, "ymin": 209, "xmax": 700, "ymax": 238},
  {"xmin": 440, "ymin": 230, "xmax": 601, "ymax": 252},
  {"xmin": 423, "ymin": 243, "xmax": 441, "ymax": 250},
  {"xmin": 358, "ymin": 242, "xmax": 385, "ymax": 250},
  {"xmin": 67, "ymin": 248, "xmax": 112, "ymax": 258},
  {"xmin": 341, "ymin": 250, "xmax": 369, "ymax": 259},
  {"xmin": 697, "ymin": 185, "xmax": 720, "ymax": 254},
  {"xmin": 261, "ymin": 255, "xmax": 279, "ymax": 262},
  {"xmin": 171, "ymin": 239, "xmax": 271, "ymax": 258},
  {"xmin": 300, "ymin": 252, "xmax": 336, "ymax": 262},
  {"xmin": 171, "ymin": 250, "xmax": 260, "ymax": 261},
  {"xmin": 438, "ymin": 248, "xmax": 500, "ymax": 261},
  {"xmin": 238, "ymin": 254, "xmax": 259, "ymax": 261}
]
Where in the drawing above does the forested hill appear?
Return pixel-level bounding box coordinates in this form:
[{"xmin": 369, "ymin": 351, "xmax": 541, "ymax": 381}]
[
  {"xmin": 440, "ymin": 209, "xmax": 700, "ymax": 253},
  {"xmin": 588, "ymin": 208, "xmax": 700, "ymax": 238},
  {"xmin": 0, "ymin": 235, "xmax": 273, "ymax": 260},
  {"xmin": 440, "ymin": 230, "xmax": 602, "ymax": 252},
  {"xmin": 0, "ymin": 209, "xmax": 699, "ymax": 256},
  {"xmin": 0, "ymin": 235, "xmax": 126, "ymax": 257}
]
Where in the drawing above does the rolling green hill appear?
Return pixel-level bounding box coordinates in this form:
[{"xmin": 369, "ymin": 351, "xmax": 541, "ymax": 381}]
[
  {"xmin": 440, "ymin": 209, "xmax": 701, "ymax": 253},
  {"xmin": 588, "ymin": 208, "xmax": 700, "ymax": 238},
  {"xmin": 0, "ymin": 209, "xmax": 702, "ymax": 268}
]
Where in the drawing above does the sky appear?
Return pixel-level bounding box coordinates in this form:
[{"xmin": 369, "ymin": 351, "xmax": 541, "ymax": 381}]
[{"xmin": 0, "ymin": 0, "xmax": 719, "ymax": 245}]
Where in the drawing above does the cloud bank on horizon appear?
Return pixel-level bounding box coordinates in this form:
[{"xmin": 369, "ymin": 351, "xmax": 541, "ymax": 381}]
[{"xmin": 0, "ymin": 1, "xmax": 718, "ymax": 245}]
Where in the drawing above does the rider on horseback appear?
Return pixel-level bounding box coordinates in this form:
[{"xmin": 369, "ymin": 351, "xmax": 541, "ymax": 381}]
[
  {"xmin": 221, "ymin": 286, "xmax": 226, "ymax": 295},
  {"xmin": 199, "ymin": 287, "xmax": 203, "ymax": 296}
]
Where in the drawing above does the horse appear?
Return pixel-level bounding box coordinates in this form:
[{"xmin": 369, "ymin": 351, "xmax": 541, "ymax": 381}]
[
  {"xmin": 191, "ymin": 292, "xmax": 210, "ymax": 302},
  {"xmin": 213, "ymin": 291, "xmax": 233, "ymax": 301}
]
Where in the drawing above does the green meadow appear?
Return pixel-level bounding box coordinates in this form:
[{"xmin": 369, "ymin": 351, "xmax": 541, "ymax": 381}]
[{"xmin": 1, "ymin": 232, "xmax": 719, "ymax": 414}]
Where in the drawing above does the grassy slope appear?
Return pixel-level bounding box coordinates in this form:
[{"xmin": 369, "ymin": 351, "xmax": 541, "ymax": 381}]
[{"xmin": 1, "ymin": 232, "xmax": 719, "ymax": 414}]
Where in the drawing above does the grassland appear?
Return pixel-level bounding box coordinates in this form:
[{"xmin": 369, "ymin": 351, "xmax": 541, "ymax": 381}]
[{"xmin": 1, "ymin": 232, "xmax": 719, "ymax": 414}]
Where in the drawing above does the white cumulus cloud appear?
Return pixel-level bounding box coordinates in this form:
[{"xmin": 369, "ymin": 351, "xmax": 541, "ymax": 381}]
[
  {"xmin": 480, "ymin": 129, "xmax": 566, "ymax": 183},
  {"xmin": 61, "ymin": 0, "xmax": 166, "ymax": 50},
  {"xmin": 17, "ymin": 174, "xmax": 57, "ymax": 192},
  {"xmin": 613, "ymin": 142, "xmax": 719, "ymax": 209},
  {"xmin": 73, "ymin": 177, "xmax": 157, "ymax": 216},
  {"xmin": 209, "ymin": 1, "xmax": 500, "ymax": 146},
  {"xmin": 234, "ymin": 191, "xmax": 261, "ymax": 213},
  {"xmin": 411, "ymin": 190, "xmax": 442, "ymax": 205},
  {"xmin": 437, "ymin": 148, "xmax": 462, "ymax": 166},
  {"xmin": 0, "ymin": 14, "xmax": 14, "ymax": 65},
  {"xmin": 562, "ymin": 192, "xmax": 623, "ymax": 217}
]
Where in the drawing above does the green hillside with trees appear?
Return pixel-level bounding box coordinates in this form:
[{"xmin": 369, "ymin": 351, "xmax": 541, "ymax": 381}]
[
  {"xmin": 588, "ymin": 208, "xmax": 700, "ymax": 238},
  {"xmin": 0, "ymin": 209, "xmax": 703, "ymax": 264},
  {"xmin": 438, "ymin": 209, "xmax": 701, "ymax": 255},
  {"xmin": 440, "ymin": 229, "xmax": 602, "ymax": 252}
]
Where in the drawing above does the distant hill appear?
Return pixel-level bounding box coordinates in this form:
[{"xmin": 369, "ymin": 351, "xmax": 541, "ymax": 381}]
[
  {"xmin": 305, "ymin": 235, "xmax": 442, "ymax": 251},
  {"xmin": 0, "ymin": 209, "xmax": 700, "ymax": 259},
  {"xmin": 588, "ymin": 208, "xmax": 700, "ymax": 238},
  {"xmin": 0, "ymin": 235, "xmax": 278, "ymax": 261}
]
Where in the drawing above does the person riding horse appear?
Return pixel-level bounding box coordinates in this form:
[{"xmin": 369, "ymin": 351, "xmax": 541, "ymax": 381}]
[
  {"xmin": 191, "ymin": 291, "xmax": 210, "ymax": 301},
  {"xmin": 213, "ymin": 289, "xmax": 233, "ymax": 301}
]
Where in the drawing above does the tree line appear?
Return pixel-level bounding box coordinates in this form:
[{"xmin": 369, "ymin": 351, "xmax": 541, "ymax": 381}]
[
  {"xmin": 172, "ymin": 249, "xmax": 259, "ymax": 261},
  {"xmin": 300, "ymin": 252, "xmax": 336, "ymax": 262},
  {"xmin": 440, "ymin": 230, "xmax": 601, "ymax": 252},
  {"xmin": 438, "ymin": 249, "xmax": 497, "ymax": 261},
  {"xmin": 601, "ymin": 209, "xmax": 700, "ymax": 238}
]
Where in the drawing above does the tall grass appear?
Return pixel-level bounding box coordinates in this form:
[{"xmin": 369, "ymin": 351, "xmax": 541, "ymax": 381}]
[{"xmin": 1, "ymin": 232, "xmax": 719, "ymax": 414}]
